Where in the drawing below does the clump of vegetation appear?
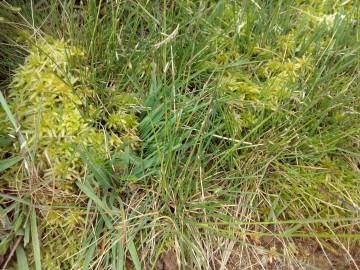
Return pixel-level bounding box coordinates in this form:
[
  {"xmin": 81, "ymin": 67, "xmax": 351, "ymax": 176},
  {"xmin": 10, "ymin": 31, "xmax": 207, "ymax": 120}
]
[
  {"xmin": 1, "ymin": 36, "xmax": 140, "ymax": 269},
  {"xmin": 0, "ymin": 0, "xmax": 359, "ymax": 269}
]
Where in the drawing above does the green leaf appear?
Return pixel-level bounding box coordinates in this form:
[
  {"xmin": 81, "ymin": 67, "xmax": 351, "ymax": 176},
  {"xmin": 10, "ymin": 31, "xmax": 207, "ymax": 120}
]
[
  {"xmin": 82, "ymin": 239, "xmax": 97, "ymax": 270},
  {"xmin": 76, "ymin": 181, "xmax": 112, "ymax": 217},
  {"xmin": 0, "ymin": 205, "xmax": 12, "ymax": 228},
  {"xmin": 80, "ymin": 150, "xmax": 112, "ymax": 188},
  {"xmin": 111, "ymin": 241, "xmax": 125, "ymax": 270},
  {"xmin": 0, "ymin": 236, "xmax": 11, "ymax": 256},
  {"xmin": 0, "ymin": 90, "xmax": 19, "ymax": 130},
  {"xmin": 117, "ymin": 242, "xmax": 125, "ymax": 270},
  {"xmin": 30, "ymin": 209, "xmax": 41, "ymax": 270},
  {"xmin": 0, "ymin": 156, "xmax": 22, "ymax": 172},
  {"xmin": 128, "ymin": 239, "xmax": 141, "ymax": 270},
  {"xmin": 14, "ymin": 211, "xmax": 24, "ymax": 234},
  {"xmin": 16, "ymin": 245, "xmax": 29, "ymax": 270},
  {"xmin": 0, "ymin": 2, "xmax": 21, "ymax": 12},
  {"xmin": 0, "ymin": 193, "xmax": 31, "ymax": 206},
  {"xmin": 0, "ymin": 135, "xmax": 13, "ymax": 147},
  {"xmin": 82, "ymin": 219, "xmax": 104, "ymax": 270}
]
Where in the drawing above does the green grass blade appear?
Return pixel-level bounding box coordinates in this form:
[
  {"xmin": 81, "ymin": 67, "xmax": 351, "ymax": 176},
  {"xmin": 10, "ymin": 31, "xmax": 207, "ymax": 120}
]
[
  {"xmin": 80, "ymin": 150, "xmax": 112, "ymax": 188},
  {"xmin": 76, "ymin": 181, "xmax": 112, "ymax": 216},
  {"xmin": 0, "ymin": 156, "xmax": 22, "ymax": 172},
  {"xmin": 30, "ymin": 209, "xmax": 41, "ymax": 270},
  {"xmin": 82, "ymin": 240, "xmax": 97, "ymax": 270},
  {"xmin": 82, "ymin": 219, "xmax": 104, "ymax": 270},
  {"xmin": 0, "ymin": 90, "xmax": 18, "ymax": 130},
  {"xmin": 16, "ymin": 245, "xmax": 29, "ymax": 270},
  {"xmin": 116, "ymin": 242, "xmax": 125, "ymax": 270},
  {"xmin": 128, "ymin": 239, "xmax": 141, "ymax": 270}
]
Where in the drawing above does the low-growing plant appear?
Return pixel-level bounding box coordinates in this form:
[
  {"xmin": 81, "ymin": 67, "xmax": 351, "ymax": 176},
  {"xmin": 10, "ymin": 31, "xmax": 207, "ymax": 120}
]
[
  {"xmin": 0, "ymin": 0, "xmax": 359, "ymax": 269},
  {"xmin": 1, "ymin": 35, "xmax": 141, "ymax": 269}
]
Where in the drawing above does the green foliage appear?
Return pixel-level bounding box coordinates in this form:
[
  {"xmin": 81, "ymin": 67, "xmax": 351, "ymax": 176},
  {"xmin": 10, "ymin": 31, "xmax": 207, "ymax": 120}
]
[
  {"xmin": 0, "ymin": 0, "xmax": 359, "ymax": 269},
  {"xmin": 7, "ymin": 38, "xmax": 138, "ymax": 185},
  {"xmin": 1, "ymin": 36, "xmax": 141, "ymax": 269}
]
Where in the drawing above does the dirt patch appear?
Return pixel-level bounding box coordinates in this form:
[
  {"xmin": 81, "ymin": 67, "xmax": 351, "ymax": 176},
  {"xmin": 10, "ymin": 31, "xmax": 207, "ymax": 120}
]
[
  {"xmin": 156, "ymin": 250, "xmax": 179, "ymax": 270},
  {"xmin": 223, "ymin": 237, "xmax": 360, "ymax": 269}
]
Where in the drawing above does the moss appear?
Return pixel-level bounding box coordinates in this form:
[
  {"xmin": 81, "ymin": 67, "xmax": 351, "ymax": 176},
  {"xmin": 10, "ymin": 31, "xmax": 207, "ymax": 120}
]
[
  {"xmin": 219, "ymin": 55, "xmax": 313, "ymax": 135},
  {"xmin": 1, "ymin": 37, "xmax": 141, "ymax": 269}
]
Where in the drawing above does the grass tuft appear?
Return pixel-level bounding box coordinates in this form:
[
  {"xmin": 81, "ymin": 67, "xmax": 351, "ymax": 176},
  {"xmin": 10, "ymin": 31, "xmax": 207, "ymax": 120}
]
[{"xmin": 0, "ymin": 0, "xmax": 359, "ymax": 269}]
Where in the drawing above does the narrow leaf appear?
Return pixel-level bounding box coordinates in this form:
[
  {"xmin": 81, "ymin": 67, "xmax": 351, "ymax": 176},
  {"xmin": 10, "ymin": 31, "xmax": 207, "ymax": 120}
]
[
  {"xmin": 80, "ymin": 150, "xmax": 111, "ymax": 188},
  {"xmin": 76, "ymin": 181, "xmax": 112, "ymax": 216},
  {"xmin": 82, "ymin": 219, "xmax": 104, "ymax": 270},
  {"xmin": 30, "ymin": 209, "xmax": 41, "ymax": 270},
  {"xmin": 128, "ymin": 240, "xmax": 141, "ymax": 270},
  {"xmin": 16, "ymin": 245, "xmax": 29, "ymax": 270},
  {"xmin": 117, "ymin": 242, "xmax": 125, "ymax": 270},
  {"xmin": 0, "ymin": 90, "xmax": 18, "ymax": 129},
  {"xmin": 0, "ymin": 156, "xmax": 22, "ymax": 172}
]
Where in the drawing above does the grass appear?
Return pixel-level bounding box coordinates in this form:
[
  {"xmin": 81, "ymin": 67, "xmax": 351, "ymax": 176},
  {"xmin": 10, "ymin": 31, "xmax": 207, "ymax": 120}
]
[{"xmin": 0, "ymin": 0, "xmax": 359, "ymax": 269}]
